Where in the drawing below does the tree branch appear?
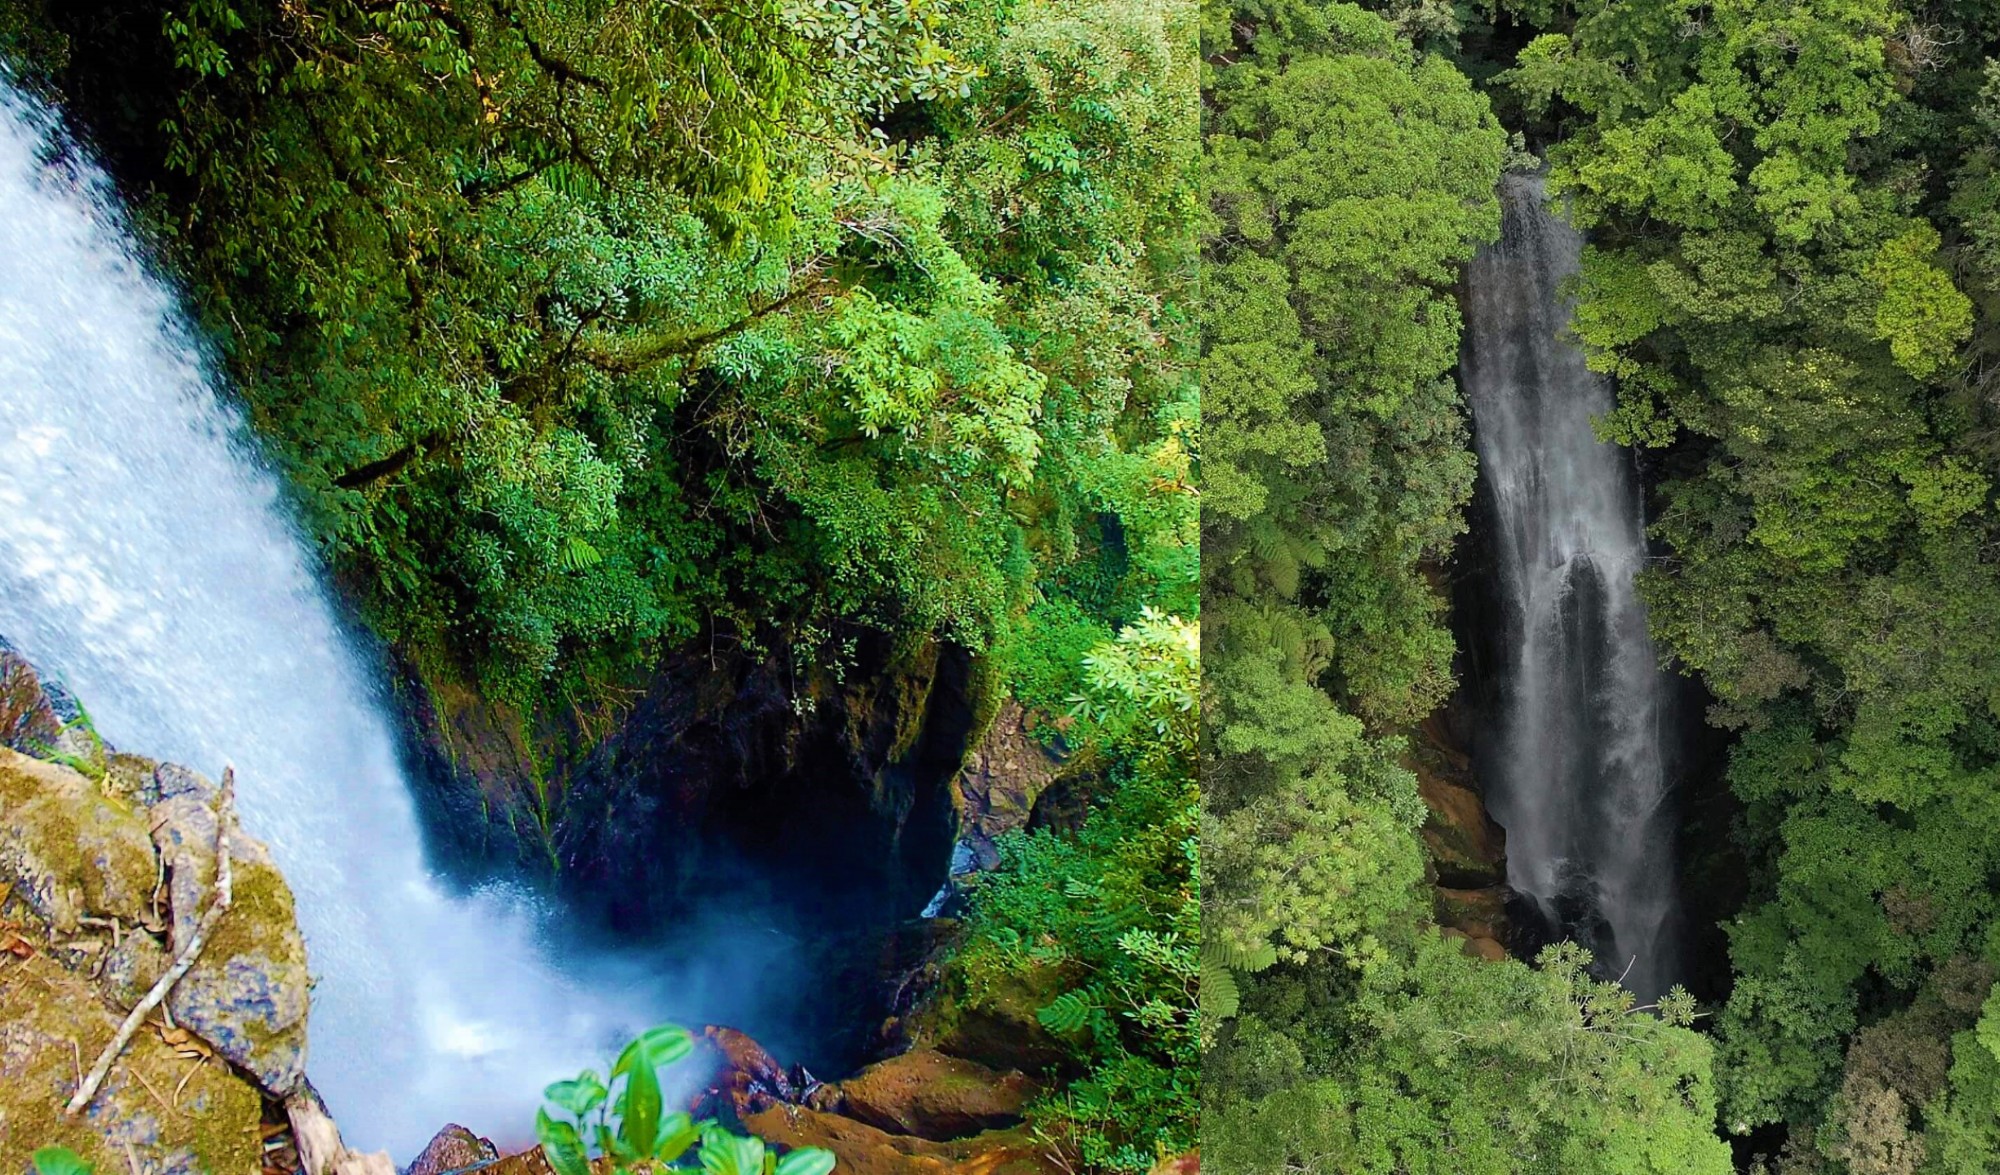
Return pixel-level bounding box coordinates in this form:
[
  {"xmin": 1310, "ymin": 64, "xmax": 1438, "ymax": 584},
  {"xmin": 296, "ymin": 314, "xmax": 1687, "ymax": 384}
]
[{"xmin": 578, "ymin": 280, "xmax": 837, "ymax": 375}]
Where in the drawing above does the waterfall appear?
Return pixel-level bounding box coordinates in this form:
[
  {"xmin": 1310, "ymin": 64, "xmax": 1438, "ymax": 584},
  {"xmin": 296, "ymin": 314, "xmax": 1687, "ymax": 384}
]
[
  {"xmin": 1459, "ymin": 174, "xmax": 1683, "ymax": 1001},
  {"xmin": 0, "ymin": 79, "xmax": 785, "ymax": 1154}
]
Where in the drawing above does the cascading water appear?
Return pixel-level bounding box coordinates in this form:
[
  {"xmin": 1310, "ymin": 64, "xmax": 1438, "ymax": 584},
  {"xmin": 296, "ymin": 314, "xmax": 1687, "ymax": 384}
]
[
  {"xmin": 0, "ymin": 79, "xmax": 796, "ymax": 1153},
  {"xmin": 1459, "ymin": 174, "xmax": 1683, "ymax": 1001}
]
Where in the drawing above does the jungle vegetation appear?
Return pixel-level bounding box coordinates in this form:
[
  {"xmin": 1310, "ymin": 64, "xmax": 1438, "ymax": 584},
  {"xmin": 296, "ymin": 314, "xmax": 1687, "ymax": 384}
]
[
  {"xmin": 1203, "ymin": 0, "xmax": 2000, "ymax": 1172},
  {"xmin": 0, "ymin": 0, "xmax": 1198, "ymax": 1167}
]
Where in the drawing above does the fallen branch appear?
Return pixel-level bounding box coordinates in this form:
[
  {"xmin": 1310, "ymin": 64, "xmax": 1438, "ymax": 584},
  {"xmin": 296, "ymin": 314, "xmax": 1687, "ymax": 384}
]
[
  {"xmin": 66, "ymin": 767, "xmax": 236, "ymax": 1117},
  {"xmin": 287, "ymin": 1083, "xmax": 395, "ymax": 1175}
]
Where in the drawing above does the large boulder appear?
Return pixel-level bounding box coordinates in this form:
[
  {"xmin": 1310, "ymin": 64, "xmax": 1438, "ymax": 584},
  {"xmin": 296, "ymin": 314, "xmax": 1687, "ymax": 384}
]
[
  {"xmin": 902, "ymin": 961, "xmax": 1071, "ymax": 1076},
  {"xmin": 742, "ymin": 1104, "xmax": 1059, "ymax": 1175},
  {"xmin": 674, "ymin": 1025, "xmax": 1060, "ymax": 1175},
  {"xmin": 150, "ymin": 777, "xmax": 312, "ymax": 1094},
  {"xmin": 407, "ymin": 1124, "xmax": 499, "ymax": 1175},
  {"xmin": 834, "ymin": 1049, "xmax": 1037, "ymax": 1141},
  {"xmin": 0, "ymin": 749, "xmax": 154, "ymax": 934}
]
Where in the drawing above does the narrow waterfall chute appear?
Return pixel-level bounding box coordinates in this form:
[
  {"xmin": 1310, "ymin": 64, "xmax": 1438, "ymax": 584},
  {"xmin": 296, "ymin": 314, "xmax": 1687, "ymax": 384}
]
[{"xmin": 1459, "ymin": 173, "xmax": 1685, "ymax": 1001}]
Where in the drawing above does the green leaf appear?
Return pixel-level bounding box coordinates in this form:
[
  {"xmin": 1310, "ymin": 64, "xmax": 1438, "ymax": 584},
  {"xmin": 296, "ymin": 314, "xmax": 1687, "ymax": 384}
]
[
  {"xmin": 613, "ymin": 1045, "xmax": 664, "ymax": 1158},
  {"xmin": 700, "ymin": 1131, "xmax": 766, "ymax": 1175},
  {"xmin": 633, "ymin": 1023, "xmax": 696, "ymax": 1067},
  {"xmin": 1200, "ymin": 960, "xmax": 1240, "ymax": 1022},
  {"xmin": 774, "ymin": 1147, "xmax": 837, "ymax": 1175},
  {"xmin": 653, "ymin": 1112, "xmax": 700, "ymax": 1163},
  {"xmin": 32, "ymin": 1149, "xmax": 93, "ymax": 1175},
  {"xmin": 536, "ymin": 1110, "xmax": 591, "ymax": 1175},
  {"xmin": 1037, "ymin": 990, "xmax": 1094, "ymax": 1035},
  {"xmin": 560, "ymin": 535, "xmax": 603, "ymax": 572},
  {"xmin": 546, "ymin": 1070, "xmax": 608, "ymax": 1117}
]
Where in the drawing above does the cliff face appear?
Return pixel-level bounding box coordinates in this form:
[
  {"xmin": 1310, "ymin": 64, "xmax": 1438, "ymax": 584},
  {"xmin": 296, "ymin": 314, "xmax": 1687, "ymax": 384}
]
[
  {"xmin": 402, "ymin": 631, "xmax": 970, "ymax": 915},
  {"xmin": 399, "ymin": 630, "xmax": 984, "ymax": 1072},
  {"xmin": 0, "ymin": 645, "xmax": 313, "ymax": 1175}
]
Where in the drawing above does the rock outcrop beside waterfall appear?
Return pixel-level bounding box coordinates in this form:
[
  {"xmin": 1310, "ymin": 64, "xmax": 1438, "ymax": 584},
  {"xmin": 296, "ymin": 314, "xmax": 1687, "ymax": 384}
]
[{"xmin": 0, "ymin": 646, "xmax": 312, "ymax": 1175}]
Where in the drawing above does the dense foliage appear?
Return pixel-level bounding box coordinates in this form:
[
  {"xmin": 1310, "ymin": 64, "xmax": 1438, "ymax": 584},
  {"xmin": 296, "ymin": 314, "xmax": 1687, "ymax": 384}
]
[
  {"xmin": 1205, "ymin": 0, "xmax": 2000, "ymax": 1170},
  {"xmin": 534, "ymin": 1024, "xmax": 834, "ymax": 1175},
  {"xmin": 952, "ymin": 610, "xmax": 1199, "ymax": 1169},
  {"xmin": 1495, "ymin": 0, "xmax": 2000, "ymax": 1169},
  {"xmin": 1199, "ymin": 2, "xmax": 1734, "ymax": 1171},
  {"xmin": 13, "ymin": 0, "xmax": 1196, "ymax": 711}
]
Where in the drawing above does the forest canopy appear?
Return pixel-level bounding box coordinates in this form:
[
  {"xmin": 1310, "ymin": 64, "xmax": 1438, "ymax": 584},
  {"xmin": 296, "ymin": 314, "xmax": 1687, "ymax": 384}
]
[
  {"xmin": 1203, "ymin": 0, "xmax": 2000, "ymax": 1171},
  {"xmin": 9, "ymin": 0, "xmax": 1197, "ymax": 711}
]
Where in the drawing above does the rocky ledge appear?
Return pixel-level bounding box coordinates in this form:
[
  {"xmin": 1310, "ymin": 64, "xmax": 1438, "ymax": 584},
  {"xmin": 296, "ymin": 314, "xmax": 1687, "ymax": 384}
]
[
  {"xmin": 404, "ymin": 1024, "xmax": 1060, "ymax": 1175},
  {"xmin": 0, "ymin": 646, "xmax": 313, "ymax": 1175}
]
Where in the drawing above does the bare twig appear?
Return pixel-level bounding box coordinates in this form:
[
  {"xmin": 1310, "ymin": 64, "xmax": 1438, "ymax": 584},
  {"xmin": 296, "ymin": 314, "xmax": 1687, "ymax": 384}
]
[{"xmin": 65, "ymin": 767, "xmax": 237, "ymax": 1117}]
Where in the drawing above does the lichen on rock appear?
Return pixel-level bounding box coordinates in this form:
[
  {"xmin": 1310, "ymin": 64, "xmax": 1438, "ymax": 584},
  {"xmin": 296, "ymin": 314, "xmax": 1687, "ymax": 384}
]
[
  {"xmin": 151, "ymin": 785, "xmax": 311, "ymax": 1094},
  {"xmin": 0, "ymin": 946, "xmax": 264, "ymax": 1175}
]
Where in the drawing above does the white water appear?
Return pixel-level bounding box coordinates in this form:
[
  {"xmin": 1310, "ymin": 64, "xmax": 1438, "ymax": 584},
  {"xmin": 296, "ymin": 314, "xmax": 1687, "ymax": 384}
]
[
  {"xmin": 1461, "ymin": 175, "xmax": 1683, "ymax": 1000},
  {"xmin": 0, "ymin": 80, "xmax": 771, "ymax": 1153}
]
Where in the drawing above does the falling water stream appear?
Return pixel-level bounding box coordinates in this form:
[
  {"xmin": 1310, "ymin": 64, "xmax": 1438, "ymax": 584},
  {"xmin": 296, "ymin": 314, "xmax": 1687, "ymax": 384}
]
[
  {"xmin": 1460, "ymin": 174, "xmax": 1684, "ymax": 1001},
  {"xmin": 0, "ymin": 79, "xmax": 799, "ymax": 1154}
]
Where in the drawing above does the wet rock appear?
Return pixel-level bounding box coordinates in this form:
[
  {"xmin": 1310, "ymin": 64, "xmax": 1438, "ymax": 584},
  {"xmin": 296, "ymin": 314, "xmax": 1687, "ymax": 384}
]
[
  {"xmin": 741, "ymin": 1104, "xmax": 1062, "ymax": 1175},
  {"xmin": 0, "ymin": 648, "xmax": 63, "ymax": 754},
  {"xmin": 1418, "ymin": 774, "xmax": 1505, "ymax": 890},
  {"xmin": 153, "ymin": 760, "xmax": 217, "ymax": 802},
  {"xmin": 1410, "ymin": 712, "xmax": 1506, "ymax": 891},
  {"xmin": 1436, "ymin": 886, "xmax": 1509, "ymax": 942},
  {"xmin": 152, "ymin": 787, "xmax": 312, "ymax": 1095},
  {"xmin": 1448, "ymin": 927, "xmax": 1504, "ymax": 963},
  {"xmin": 836, "ymin": 1049, "xmax": 1037, "ymax": 1141},
  {"xmin": 0, "ymin": 945, "xmax": 263, "ymax": 1175},
  {"xmin": 408, "ymin": 1125, "xmax": 499, "ymax": 1175},
  {"xmin": 702, "ymin": 1024, "xmax": 797, "ymax": 1104},
  {"xmin": 954, "ymin": 702, "xmax": 1061, "ymax": 871},
  {"xmin": 287, "ymin": 1087, "xmax": 396, "ymax": 1175},
  {"xmin": 906, "ymin": 964, "xmax": 1070, "ymax": 1076},
  {"xmin": 1436, "ymin": 887, "xmax": 1511, "ymax": 962}
]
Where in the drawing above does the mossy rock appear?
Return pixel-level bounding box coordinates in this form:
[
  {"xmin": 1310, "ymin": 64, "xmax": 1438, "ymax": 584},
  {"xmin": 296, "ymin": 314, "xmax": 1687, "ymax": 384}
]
[
  {"xmin": 151, "ymin": 792, "xmax": 310, "ymax": 1096},
  {"xmin": 908, "ymin": 964, "xmax": 1071, "ymax": 1076},
  {"xmin": 836, "ymin": 1048, "xmax": 1037, "ymax": 1141},
  {"xmin": 0, "ymin": 951, "xmax": 262, "ymax": 1175},
  {"xmin": 0, "ymin": 748, "xmax": 154, "ymax": 934},
  {"xmin": 0, "ymin": 647, "xmax": 308, "ymax": 1164},
  {"xmin": 100, "ymin": 753, "xmax": 160, "ymax": 808},
  {"xmin": 742, "ymin": 1104, "xmax": 1062, "ymax": 1175}
]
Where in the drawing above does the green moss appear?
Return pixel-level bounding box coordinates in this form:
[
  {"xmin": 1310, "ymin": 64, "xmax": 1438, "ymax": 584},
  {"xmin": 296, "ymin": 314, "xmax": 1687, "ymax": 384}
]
[
  {"xmin": 0, "ymin": 953, "xmax": 262, "ymax": 1175},
  {"xmin": 0, "ymin": 750, "xmax": 155, "ymax": 931},
  {"xmin": 100, "ymin": 754, "xmax": 158, "ymax": 810}
]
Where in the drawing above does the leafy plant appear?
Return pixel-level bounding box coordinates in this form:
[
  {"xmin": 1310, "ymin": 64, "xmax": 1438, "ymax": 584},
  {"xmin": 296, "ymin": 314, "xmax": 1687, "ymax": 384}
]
[
  {"xmin": 954, "ymin": 615, "xmax": 1199, "ymax": 1171},
  {"xmin": 31, "ymin": 1149, "xmax": 92, "ymax": 1175},
  {"xmin": 533, "ymin": 1024, "xmax": 834, "ymax": 1175}
]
